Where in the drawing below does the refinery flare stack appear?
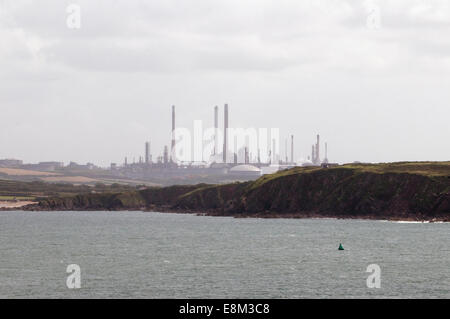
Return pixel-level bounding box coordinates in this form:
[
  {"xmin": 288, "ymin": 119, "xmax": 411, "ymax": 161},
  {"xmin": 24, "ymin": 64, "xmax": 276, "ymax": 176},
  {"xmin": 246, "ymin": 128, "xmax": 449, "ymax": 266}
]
[{"xmin": 223, "ymin": 103, "xmax": 229, "ymax": 164}]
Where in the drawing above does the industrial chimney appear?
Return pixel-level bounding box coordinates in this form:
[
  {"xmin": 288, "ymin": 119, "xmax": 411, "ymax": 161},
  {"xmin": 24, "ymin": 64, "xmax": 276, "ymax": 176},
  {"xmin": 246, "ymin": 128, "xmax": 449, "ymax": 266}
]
[
  {"xmin": 223, "ymin": 104, "xmax": 228, "ymax": 163},
  {"xmin": 214, "ymin": 106, "xmax": 218, "ymax": 155},
  {"xmin": 272, "ymin": 138, "xmax": 276, "ymax": 164},
  {"xmin": 290, "ymin": 135, "xmax": 294, "ymax": 165},
  {"xmin": 171, "ymin": 105, "xmax": 175, "ymax": 162},
  {"xmin": 323, "ymin": 142, "xmax": 329, "ymax": 164},
  {"xmin": 245, "ymin": 147, "xmax": 249, "ymax": 164},
  {"xmin": 164, "ymin": 145, "xmax": 169, "ymax": 164},
  {"xmin": 285, "ymin": 138, "xmax": 288, "ymax": 164},
  {"xmin": 316, "ymin": 134, "xmax": 320, "ymax": 164},
  {"xmin": 145, "ymin": 141, "xmax": 151, "ymax": 164}
]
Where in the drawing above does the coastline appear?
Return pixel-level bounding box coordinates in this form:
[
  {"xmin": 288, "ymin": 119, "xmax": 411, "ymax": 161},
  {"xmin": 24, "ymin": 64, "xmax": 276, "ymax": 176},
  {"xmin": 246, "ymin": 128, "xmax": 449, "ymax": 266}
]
[
  {"xmin": 148, "ymin": 206, "xmax": 450, "ymax": 222},
  {"xmin": 7, "ymin": 203, "xmax": 449, "ymax": 222},
  {"xmin": 3, "ymin": 162, "xmax": 448, "ymax": 221},
  {"xmin": 0, "ymin": 201, "xmax": 37, "ymax": 210}
]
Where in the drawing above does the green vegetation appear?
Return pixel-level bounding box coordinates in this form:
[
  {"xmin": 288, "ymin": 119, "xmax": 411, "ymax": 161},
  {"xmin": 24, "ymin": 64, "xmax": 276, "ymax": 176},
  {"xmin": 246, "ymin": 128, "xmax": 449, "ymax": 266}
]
[
  {"xmin": 18, "ymin": 162, "xmax": 450, "ymax": 221},
  {"xmin": 173, "ymin": 162, "xmax": 449, "ymax": 220},
  {"xmin": 0, "ymin": 195, "xmax": 36, "ymax": 201},
  {"xmin": 339, "ymin": 161, "xmax": 450, "ymax": 177},
  {"xmin": 251, "ymin": 161, "xmax": 449, "ymax": 188},
  {"xmin": 0, "ymin": 179, "xmax": 136, "ymax": 201}
]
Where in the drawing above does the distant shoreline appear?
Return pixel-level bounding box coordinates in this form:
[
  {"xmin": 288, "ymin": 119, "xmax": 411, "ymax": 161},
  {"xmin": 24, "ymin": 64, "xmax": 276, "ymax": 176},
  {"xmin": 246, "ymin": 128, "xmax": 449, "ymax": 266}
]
[
  {"xmin": 3, "ymin": 162, "xmax": 449, "ymax": 222},
  {"xmin": 4, "ymin": 205, "xmax": 448, "ymax": 223},
  {"xmin": 145, "ymin": 206, "xmax": 450, "ymax": 222},
  {"xmin": 0, "ymin": 200, "xmax": 37, "ymax": 209}
]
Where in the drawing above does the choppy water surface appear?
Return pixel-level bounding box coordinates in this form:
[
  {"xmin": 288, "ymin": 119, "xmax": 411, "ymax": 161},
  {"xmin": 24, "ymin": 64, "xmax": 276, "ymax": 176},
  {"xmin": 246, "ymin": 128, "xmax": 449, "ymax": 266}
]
[{"xmin": 0, "ymin": 211, "xmax": 449, "ymax": 298}]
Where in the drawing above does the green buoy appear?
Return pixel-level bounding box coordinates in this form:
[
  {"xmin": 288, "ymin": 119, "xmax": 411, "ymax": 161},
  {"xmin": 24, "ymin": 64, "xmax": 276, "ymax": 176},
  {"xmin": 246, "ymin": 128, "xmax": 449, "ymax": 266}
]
[{"xmin": 338, "ymin": 243, "xmax": 344, "ymax": 250}]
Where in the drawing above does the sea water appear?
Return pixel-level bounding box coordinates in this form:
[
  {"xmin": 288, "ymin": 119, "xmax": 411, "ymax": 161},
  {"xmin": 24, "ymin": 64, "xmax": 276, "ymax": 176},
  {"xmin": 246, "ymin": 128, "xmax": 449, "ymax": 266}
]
[{"xmin": 0, "ymin": 211, "xmax": 449, "ymax": 298}]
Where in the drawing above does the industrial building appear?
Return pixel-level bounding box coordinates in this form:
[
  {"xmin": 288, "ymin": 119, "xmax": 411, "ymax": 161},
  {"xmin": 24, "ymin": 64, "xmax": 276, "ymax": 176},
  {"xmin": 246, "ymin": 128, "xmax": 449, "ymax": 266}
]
[
  {"xmin": 0, "ymin": 159, "xmax": 23, "ymax": 168},
  {"xmin": 108, "ymin": 104, "xmax": 335, "ymax": 184},
  {"xmin": 229, "ymin": 164, "xmax": 262, "ymax": 177},
  {"xmin": 20, "ymin": 161, "xmax": 64, "ymax": 172}
]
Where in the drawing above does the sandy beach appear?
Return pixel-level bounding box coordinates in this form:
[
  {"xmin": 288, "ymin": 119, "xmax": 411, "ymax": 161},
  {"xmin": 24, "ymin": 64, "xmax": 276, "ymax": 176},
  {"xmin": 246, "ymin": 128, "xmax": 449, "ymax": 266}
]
[{"xmin": 0, "ymin": 201, "xmax": 36, "ymax": 209}]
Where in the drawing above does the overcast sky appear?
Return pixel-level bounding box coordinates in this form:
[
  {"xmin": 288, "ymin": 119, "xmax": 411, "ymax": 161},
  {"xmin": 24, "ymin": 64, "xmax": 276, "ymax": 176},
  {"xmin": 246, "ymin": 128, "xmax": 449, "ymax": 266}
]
[{"xmin": 0, "ymin": 0, "xmax": 449, "ymax": 166}]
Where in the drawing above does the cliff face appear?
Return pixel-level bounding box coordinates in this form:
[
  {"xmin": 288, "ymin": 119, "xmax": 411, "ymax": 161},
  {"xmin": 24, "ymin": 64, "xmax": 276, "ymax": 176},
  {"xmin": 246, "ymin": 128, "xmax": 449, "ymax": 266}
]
[
  {"xmin": 35, "ymin": 184, "xmax": 205, "ymax": 211},
  {"xmin": 35, "ymin": 192, "xmax": 146, "ymax": 210},
  {"xmin": 176, "ymin": 182, "xmax": 251, "ymax": 212},
  {"xmin": 176, "ymin": 168, "xmax": 449, "ymax": 219},
  {"xmin": 30, "ymin": 162, "xmax": 450, "ymax": 220}
]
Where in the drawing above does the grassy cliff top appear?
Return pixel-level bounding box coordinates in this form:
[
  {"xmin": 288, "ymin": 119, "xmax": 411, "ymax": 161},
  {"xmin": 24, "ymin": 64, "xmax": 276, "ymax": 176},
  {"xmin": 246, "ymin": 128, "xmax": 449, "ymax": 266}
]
[
  {"xmin": 339, "ymin": 161, "xmax": 450, "ymax": 176},
  {"xmin": 250, "ymin": 161, "xmax": 450, "ymax": 190},
  {"xmin": 28, "ymin": 161, "xmax": 450, "ymax": 218}
]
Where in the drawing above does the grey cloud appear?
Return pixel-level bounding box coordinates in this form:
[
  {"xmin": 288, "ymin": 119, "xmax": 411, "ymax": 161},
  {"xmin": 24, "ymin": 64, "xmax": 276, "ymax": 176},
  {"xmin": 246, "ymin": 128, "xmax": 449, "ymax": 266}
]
[{"xmin": 0, "ymin": 0, "xmax": 449, "ymax": 165}]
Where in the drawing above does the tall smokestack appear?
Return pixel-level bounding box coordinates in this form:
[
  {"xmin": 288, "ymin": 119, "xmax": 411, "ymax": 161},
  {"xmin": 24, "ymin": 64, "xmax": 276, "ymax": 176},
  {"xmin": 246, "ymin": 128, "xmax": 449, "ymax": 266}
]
[
  {"xmin": 316, "ymin": 134, "xmax": 320, "ymax": 164},
  {"xmin": 233, "ymin": 135, "xmax": 237, "ymax": 164},
  {"xmin": 272, "ymin": 138, "xmax": 276, "ymax": 164},
  {"xmin": 145, "ymin": 141, "xmax": 151, "ymax": 164},
  {"xmin": 291, "ymin": 135, "xmax": 294, "ymax": 164},
  {"xmin": 312, "ymin": 145, "xmax": 315, "ymax": 163},
  {"xmin": 171, "ymin": 105, "xmax": 175, "ymax": 162},
  {"xmin": 285, "ymin": 138, "xmax": 288, "ymax": 164},
  {"xmin": 164, "ymin": 145, "xmax": 169, "ymax": 164},
  {"xmin": 214, "ymin": 106, "xmax": 218, "ymax": 155},
  {"xmin": 245, "ymin": 147, "xmax": 249, "ymax": 164},
  {"xmin": 223, "ymin": 104, "xmax": 228, "ymax": 163}
]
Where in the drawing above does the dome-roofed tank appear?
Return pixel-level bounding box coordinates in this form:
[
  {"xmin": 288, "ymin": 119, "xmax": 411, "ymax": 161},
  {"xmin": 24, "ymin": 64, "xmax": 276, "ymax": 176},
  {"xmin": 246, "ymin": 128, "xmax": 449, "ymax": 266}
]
[{"xmin": 229, "ymin": 164, "xmax": 261, "ymax": 176}]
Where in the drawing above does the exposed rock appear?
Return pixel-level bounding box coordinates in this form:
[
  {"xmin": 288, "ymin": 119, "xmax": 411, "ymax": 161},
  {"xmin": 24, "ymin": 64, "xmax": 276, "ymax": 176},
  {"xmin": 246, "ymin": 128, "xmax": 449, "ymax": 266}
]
[{"xmin": 26, "ymin": 162, "xmax": 450, "ymax": 221}]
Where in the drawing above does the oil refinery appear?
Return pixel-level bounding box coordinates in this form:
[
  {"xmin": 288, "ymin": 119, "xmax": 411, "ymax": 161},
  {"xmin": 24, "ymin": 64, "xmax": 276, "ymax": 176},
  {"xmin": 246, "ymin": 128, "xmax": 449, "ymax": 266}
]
[
  {"xmin": 0, "ymin": 104, "xmax": 336, "ymax": 186},
  {"xmin": 108, "ymin": 104, "xmax": 335, "ymax": 183}
]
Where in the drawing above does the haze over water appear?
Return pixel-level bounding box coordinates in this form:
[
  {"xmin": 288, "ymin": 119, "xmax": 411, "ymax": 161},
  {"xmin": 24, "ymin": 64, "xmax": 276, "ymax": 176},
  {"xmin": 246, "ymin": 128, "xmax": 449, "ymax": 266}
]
[{"xmin": 0, "ymin": 211, "xmax": 449, "ymax": 298}]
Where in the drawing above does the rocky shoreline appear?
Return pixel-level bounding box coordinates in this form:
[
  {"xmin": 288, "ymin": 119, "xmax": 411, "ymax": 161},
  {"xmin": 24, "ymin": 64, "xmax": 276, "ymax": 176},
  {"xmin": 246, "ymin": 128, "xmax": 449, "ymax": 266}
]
[
  {"xmin": 144, "ymin": 205, "xmax": 450, "ymax": 222},
  {"xmin": 12, "ymin": 204, "xmax": 450, "ymax": 222},
  {"xmin": 0, "ymin": 200, "xmax": 37, "ymax": 210}
]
